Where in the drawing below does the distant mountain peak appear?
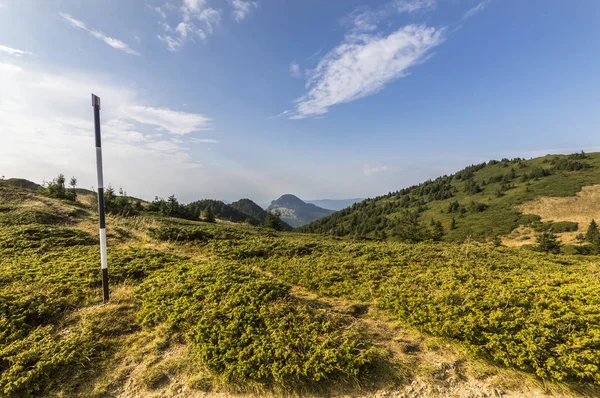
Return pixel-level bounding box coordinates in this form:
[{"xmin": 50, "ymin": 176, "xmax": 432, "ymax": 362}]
[
  {"xmin": 269, "ymin": 194, "xmax": 307, "ymax": 210},
  {"xmin": 267, "ymin": 194, "xmax": 334, "ymax": 227}
]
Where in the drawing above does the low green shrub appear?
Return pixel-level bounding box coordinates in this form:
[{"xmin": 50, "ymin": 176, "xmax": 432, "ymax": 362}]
[
  {"xmin": 236, "ymin": 239, "xmax": 600, "ymax": 385},
  {"xmin": 149, "ymin": 225, "xmax": 213, "ymax": 243},
  {"xmin": 136, "ymin": 261, "xmax": 379, "ymax": 388}
]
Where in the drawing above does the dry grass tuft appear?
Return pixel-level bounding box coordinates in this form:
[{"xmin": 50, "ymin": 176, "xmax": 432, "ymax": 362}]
[{"xmin": 520, "ymin": 185, "xmax": 600, "ymax": 230}]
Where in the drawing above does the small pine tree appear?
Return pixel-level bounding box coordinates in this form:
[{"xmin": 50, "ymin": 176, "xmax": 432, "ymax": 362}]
[
  {"xmin": 536, "ymin": 232, "xmax": 562, "ymax": 254},
  {"xmin": 67, "ymin": 176, "xmax": 78, "ymax": 201},
  {"xmin": 265, "ymin": 210, "xmax": 283, "ymax": 231},
  {"xmin": 450, "ymin": 217, "xmax": 457, "ymax": 230},
  {"xmin": 492, "ymin": 236, "xmax": 502, "ymax": 247},
  {"xmin": 586, "ymin": 219, "xmax": 599, "ymax": 244},
  {"xmin": 166, "ymin": 195, "xmax": 180, "ymax": 217},
  {"xmin": 430, "ymin": 221, "xmax": 444, "ymax": 242},
  {"xmin": 45, "ymin": 173, "xmax": 66, "ymax": 199},
  {"xmin": 204, "ymin": 206, "xmax": 215, "ymax": 223},
  {"xmin": 576, "ymin": 233, "xmax": 586, "ymax": 246}
]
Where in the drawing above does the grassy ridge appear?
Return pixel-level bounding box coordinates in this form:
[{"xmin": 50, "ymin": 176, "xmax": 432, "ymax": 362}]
[{"xmin": 299, "ymin": 152, "xmax": 600, "ymax": 242}]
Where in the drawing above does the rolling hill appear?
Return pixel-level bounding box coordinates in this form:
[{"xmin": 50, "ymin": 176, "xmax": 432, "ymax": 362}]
[
  {"xmin": 266, "ymin": 194, "xmax": 334, "ymax": 227},
  {"xmin": 298, "ymin": 152, "xmax": 600, "ymax": 246}
]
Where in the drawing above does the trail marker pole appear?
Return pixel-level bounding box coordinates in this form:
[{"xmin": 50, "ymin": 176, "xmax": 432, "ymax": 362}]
[{"xmin": 92, "ymin": 94, "xmax": 109, "ymax": 303}]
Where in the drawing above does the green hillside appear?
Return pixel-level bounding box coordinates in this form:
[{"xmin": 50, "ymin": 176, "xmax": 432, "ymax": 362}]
[
  {"xmin": 2, "ymin": 175, "xmax": 600, "ymax": 397},
  {"xmin": 299, "ymin": 152, "xmax": 600, "ymax": 243},
  {"xmin": 230, "ymin": 198, "xmax": 268, "ymax": 222},
  {"xmin": 230, "ymin": 198, "xmax": 293, "ymax": 230}
]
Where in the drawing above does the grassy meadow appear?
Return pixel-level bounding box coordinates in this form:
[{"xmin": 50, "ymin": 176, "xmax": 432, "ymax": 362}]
[{"xmin": 1, "ymin": 178, "xmax": 600, "ymax": 397}]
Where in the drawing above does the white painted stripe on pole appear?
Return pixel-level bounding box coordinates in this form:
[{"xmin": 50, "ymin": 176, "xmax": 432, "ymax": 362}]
[
  {"xmin": 96, "ymin": 147, "xmax": 104, "ymax": 188},
  {"xmin": 99, "ymin": 228, "xmax": 108, "ymax": 269}
]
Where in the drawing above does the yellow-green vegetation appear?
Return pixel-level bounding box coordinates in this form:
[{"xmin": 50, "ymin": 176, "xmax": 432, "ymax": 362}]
[
  {"xmin": 2, "ymin": 176, "xmax": 600, "ymax": 397},
  {"xmin": 0, "ymin": 181, "xmax": 386, "ymax": 397},
  {"xmin": 214, "ymin": 236, "xmax": 600, "ymax": 384}
]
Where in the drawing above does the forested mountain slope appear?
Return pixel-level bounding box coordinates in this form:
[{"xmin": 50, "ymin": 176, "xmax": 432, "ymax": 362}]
[
  {"xmin": 298, "ymin": 152, "xmax": 600, "ymax": 243},
  {"xmin": 230, "ymin": 198, "xmax": 293, "ymax": 230}
]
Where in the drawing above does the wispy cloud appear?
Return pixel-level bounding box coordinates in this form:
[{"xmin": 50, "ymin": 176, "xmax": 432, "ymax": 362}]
[
  {"xmin": 127, "ymin": 106, "xmax": 211, "ymax": 135},
  {"xmin": 289, "ymin": 61, "xmax": 301, "ymax": 79},
  {"xmin": 190, "ymin": 138, "xmax": 219, "ymax": 143},
  {"xmin": 150, "ymin": 4, "xmax": 167, "ymax": 18},
  {"xmin": 462, "ymin": 1, "xmax": 489, "ymax": 21},
  {"xmin": 156, "ymin": 0, "xmax": 256, "ymax": 51},
  {"xmin": 231, "ymin": 0, "xmax": 257, "ymax": 22},
  {"xmin": 0, "ymin": 45, "xmax": 33, "ymax": 56},
  {"xmin": 158, "ymin": 34, "xmax": 182, "ymax": 51},
  {"xmin": 157, "ymin": 1, "xmax": 221, "ymax": 51},
  {"xmin": 344, "ymin": 0, "xmax": 436, "ymax": 35},
  {"xmin": 395, "ymin": 0, "xmax": 436, "ymax": 14},
  {"xmin": 267, "ymin": 110, "xmax": 292, "ymax": 120},
  {"xmin": 59, "ymin": 12, "xmax": 140, "ymax": 55},
  {"xmin": 291, "ymin": 25, "xmax": 444, "ymax": 119}
]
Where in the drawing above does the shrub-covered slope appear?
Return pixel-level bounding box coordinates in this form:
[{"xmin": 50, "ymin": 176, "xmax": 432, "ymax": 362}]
[
  {"xmin": 2, "ymin": 179, "xmax": 600, "ymax": 397},
  {"xmin": 0, "ymin": 181, "xmax": 385, "ymax": 397},
  {"xmin": 298, "ymin": 152, "xmax": 600, "ymax": 242}
]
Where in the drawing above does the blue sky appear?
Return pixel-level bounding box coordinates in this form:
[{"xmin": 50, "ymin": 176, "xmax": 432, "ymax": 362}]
[{"xmin": 0, "ymin": 0, "xmax": 599, "ymax": 204}]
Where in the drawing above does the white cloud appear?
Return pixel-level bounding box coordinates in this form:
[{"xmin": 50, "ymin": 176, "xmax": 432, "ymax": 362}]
[
  {"xmin": 343, "ymin": 0, "xmax": 435, "ymax": 35},
  {"xmin": 150, "ymin": 5, "xmax": 167, "ymax": 18},
  {"xmin": 127, "ymin": 106, "xmax": 211, "ymax": 135},
  {"xmin": 291, "ymin": 25, "xmax": 444, "ymax": 119},
  {"xmin": 395, "ymin": 0, "xmax": 436, "ymax": 14},
  {"xmin": 462, "ymin": 1, "xmax": 488, "ymax": 21},
  {"xmin": 176, "ymin": 22, "xmax": 192, "ymax": 38},
  {"xmin": 0, "ymin": 45, "xmax": 33, "ymax": 56},
  {"xmin": 158, "ymin": 34, "xmax": 182, "ymax": 51},
  {"xmin": 267, "ymin": 110, "xmax": 292, "ymax": 119},
  {"xmin": 289, "ymin": 61, "xmax": 301, "ymax": 79},
  {"xmin": 231, "ymin": 0, "xmax": 257, "ymax": 22},
  {"xmin": 156, "ymin": 0, "xmax": 254, "ymax": 50},
  {"xmin": 59, "ymin": 12, "xmax": 140, "ymax": 55},
  {"xmin": 158, "ymin": 1, "xmax": 221, "ymax": 50},
  {"xmin": 198, "ymin": 8, "xmax": 221, "ymax": 33},
  {"xmin": 0, "ymin": 61, "xmax": 218, "ymax": 201},
  {"xmin": 183, "ymin": 0, "xmax": 206, "ymax": 13},
  {"xmin": 190, "ymin": 138, "xmax": 219, "ymax": 143},
  {"xmin": 160, "ymin": 22, "xmax": 173, "ymax": 32}
]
